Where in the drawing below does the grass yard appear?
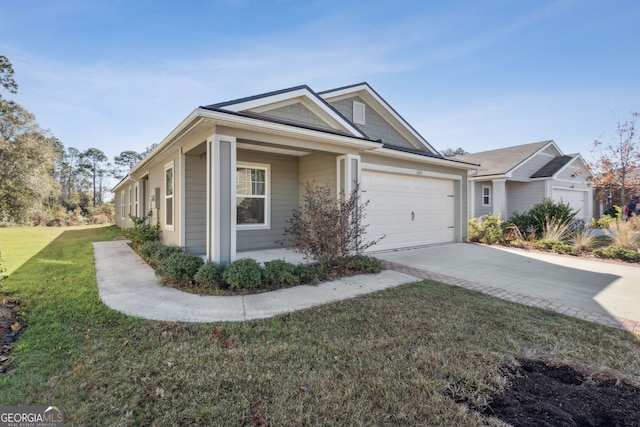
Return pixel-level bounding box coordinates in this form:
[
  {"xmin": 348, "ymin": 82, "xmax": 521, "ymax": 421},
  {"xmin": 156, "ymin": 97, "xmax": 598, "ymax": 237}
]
[{"xmin": 0, "ymin": 226, "xmax": 639, "ymax": 426}]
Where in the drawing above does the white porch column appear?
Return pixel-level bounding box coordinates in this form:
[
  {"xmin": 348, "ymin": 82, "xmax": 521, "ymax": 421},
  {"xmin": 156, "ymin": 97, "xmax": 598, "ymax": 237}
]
[
  {"xmin": 207, "ymin": 134, "xmax": 236, "ymax": 263},
  {"xmin": 492, "ymin": 179, "xmax": 507, "ymax": 219},
  {"xmin": 336, "ymin": 154, "xmax": 361, "ymax": 197}
]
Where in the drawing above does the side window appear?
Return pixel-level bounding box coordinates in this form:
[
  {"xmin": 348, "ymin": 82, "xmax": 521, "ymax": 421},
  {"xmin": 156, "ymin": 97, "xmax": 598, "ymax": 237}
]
[
  {"xmin": 120, "ymin": 191, "xmax": 126, "ymax": 219},
  {"xmin": 165, "ymin": 162, "xmax": 174, "ymax": 229}
]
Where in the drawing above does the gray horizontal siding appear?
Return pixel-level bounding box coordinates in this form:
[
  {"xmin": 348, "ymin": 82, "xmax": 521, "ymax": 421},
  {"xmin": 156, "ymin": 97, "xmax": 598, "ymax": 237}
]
[
  {"xmin": 184, "ymin": 155, "xmax": 207, "ymax": 254},
  {"xmin": 237, "ymin": 150, "xmax": 300, "ymax": 251}
]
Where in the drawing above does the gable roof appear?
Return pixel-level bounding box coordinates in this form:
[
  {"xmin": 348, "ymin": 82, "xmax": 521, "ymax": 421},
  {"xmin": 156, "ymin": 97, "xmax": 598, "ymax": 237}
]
[
  {"xmin": 319, "ymin": 82, "xmax": 442, "ymax": 156},
  {"xmin": 530, "ymin": 155, "xmax": 575, "ymax": 178},
  {"xmin": 205, "ymin": 85, "xmax": 367, "ymax": 138},
  {"xmin": 455, "ymin": 140, "xmax": 555, "ymax": 177}
]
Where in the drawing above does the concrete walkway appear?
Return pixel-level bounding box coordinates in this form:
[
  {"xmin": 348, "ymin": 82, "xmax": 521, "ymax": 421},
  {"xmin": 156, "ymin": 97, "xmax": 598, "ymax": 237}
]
[
  {"xmin": 93, "ymin": 240, "xmax": 640, "ymax": 333},
  {"xmin": 93, "ymin": 240, "xmax": 416, "ymax": 322}
]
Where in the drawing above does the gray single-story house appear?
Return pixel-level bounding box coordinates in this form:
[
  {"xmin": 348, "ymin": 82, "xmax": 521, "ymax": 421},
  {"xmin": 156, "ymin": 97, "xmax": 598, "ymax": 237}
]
[
  {"xmin": 113, "ymin": 83, "xmax": 477, "ymax": 262},
  {"xmin": 453, "ymin": 140, "xmax": 593, "ymax": 221}
]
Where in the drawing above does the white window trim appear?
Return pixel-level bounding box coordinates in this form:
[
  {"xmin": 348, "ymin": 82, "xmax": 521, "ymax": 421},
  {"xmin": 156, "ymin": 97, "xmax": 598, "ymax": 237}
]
[
  {"xmin": 353, "ymin": 100, "xmax": 366, "ymax": 125},
  {"xmin": 236, "ymin": 162, "xmax": 271, "ymax": 230},
  {"xmin": 134, "ymin": 183, "xmax": 139, "ymax": 217},
  {"xmin": 120, "ymin": 191, "xmax": 126, "ymax": 220},
  {"xmin": 164, "ymin": 161, "xmax": 175, "ymax": 231},
  {"xmin": 482, "ymin": 185, "xmax": 491, "ymax": 207},
  {"xmin": 128, "ymin": 187, "xmax": 133, "ymax": 217}
]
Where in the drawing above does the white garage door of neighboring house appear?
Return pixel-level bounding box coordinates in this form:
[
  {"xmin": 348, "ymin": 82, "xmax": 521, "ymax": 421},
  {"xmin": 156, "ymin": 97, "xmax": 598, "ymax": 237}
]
[
  {"xmin": 552, "ymin": 189, "xmax": 588, "ymax": 220},
  {"xmin": 361, "ymin": 170, "xmax": 456, "ymax": 252}
]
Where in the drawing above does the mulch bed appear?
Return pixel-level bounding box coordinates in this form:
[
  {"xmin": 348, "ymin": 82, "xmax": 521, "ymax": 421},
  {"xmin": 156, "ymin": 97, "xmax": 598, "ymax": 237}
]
[{"xmin": 479, "ymin": 359, "xmax": 640, "ymax": 427}]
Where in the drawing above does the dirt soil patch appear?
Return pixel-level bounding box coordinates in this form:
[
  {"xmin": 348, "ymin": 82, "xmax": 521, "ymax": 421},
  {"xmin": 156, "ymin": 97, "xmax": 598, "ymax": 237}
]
[
  {"xmin": 481, "ymin": 359, "xmax": 640, "ymax": 426},
  {"xmin": 0, "ymin": 298, "xmax": 22, "ymax": 374}
]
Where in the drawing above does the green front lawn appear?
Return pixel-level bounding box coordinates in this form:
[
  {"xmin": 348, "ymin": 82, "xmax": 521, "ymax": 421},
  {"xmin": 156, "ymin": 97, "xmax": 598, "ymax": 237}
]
[{"xmin": 0, "ymin": 226, "xmax": 638, "ymax": 425}]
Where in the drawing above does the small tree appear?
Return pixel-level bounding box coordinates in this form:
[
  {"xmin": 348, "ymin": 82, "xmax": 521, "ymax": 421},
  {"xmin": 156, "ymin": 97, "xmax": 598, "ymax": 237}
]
[
  {"xmin": 589, "ymin": 113, "xmax": 640, "ymax": 207},
  {"xmin": 282, "ymin": 182, "xmax": 384, "ymax": 272},
  {"xmin": 441, "ymin": 147, "xmax": 469, "ymax": 157}
]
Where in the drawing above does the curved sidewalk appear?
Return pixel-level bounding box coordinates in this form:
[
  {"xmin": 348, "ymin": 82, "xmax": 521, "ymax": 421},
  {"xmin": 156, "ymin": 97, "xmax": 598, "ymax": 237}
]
[
  {"xmin": 93, "ymin": 240, "xmax": 416, "ymax": 322},
  {"xmin": 93, "ymin": 240, "xmax": 640, "ymax": 333}
]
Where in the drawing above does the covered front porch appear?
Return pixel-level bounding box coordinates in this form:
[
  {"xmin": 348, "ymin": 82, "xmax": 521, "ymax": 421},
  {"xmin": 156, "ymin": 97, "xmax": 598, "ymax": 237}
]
[{"xmin": 180, "ymin": 130, "xmax": 362, "ymax": 263}]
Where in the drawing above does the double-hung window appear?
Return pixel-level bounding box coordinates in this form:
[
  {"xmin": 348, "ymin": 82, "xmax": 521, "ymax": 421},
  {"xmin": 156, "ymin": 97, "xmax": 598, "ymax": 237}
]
[
  {"xmin": 482, "ymin": 185, "xmax": 491, "ymax": 207},
  {"xmin": 236, "ymin": 163, "xmax": 270, "ymax": 229},
  {"xmin": 165, "ymin": 162, "xmax": 174, "ymax": 229}
]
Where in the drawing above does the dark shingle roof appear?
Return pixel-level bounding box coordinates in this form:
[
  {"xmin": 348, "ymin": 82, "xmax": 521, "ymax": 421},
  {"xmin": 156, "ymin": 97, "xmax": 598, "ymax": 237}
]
[
  {"xmin": 454, "ymin": 140, "xmax": 553, "ymax": 176},
  {"xmin": 530, "ymin": 155, "xmax": 574, "ymax": 178}
]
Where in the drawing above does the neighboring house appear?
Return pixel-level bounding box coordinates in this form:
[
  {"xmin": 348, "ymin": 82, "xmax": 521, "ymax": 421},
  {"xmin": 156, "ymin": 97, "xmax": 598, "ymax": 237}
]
[
  {"xmin": 454, "ymin": 140, "xmax": 593, "ymax": 221},
  {"xmin": 113, "ymin": 83, "xmax": 477, "ymax": 261}
]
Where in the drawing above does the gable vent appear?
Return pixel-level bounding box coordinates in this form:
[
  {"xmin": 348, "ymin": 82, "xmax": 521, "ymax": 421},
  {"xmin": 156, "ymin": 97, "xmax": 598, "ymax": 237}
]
[{"xmin": 353, "ymin": 101, "xmax": 366, "ymax": 125}]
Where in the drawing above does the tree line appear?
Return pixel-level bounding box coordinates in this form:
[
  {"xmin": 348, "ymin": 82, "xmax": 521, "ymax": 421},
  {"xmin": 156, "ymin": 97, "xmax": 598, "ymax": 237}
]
[{"xmin": 0, "ymin": 55, "xmax": 152, "ymax": 226}]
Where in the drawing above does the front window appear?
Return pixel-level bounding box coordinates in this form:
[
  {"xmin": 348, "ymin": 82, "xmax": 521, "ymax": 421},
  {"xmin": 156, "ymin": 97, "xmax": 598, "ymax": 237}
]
[
  {"xmin": 236, "ymin": 163, "xmax": 269, "ymax": 228},
  {"xmin": 165, "ymin": 162, "xmax": 174, "ymax": 229},
  {"xmin": 482, "ymin": 185, "xmax": 491, "ymax": 207}
]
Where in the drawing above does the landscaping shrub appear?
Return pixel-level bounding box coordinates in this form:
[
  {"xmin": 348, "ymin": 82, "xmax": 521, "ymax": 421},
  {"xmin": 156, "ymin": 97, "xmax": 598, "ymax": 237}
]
[
  {"xmin": 194, "ymin": 262, "xmax": 227, "ymax": 288},
  {"xmin": 610, "ymin": 219, "xmax": 640, "ymax": 250},
  {"xmin": 593, "ymin": 246, "xmax": 640, "ymax": 263},
  {"xmin": 468, "ymin": 214, "xmax": 506, "ymax": 244},
  {"xmin": 571, "ymin": 230, "xmax": 594, "ymax": 252},
  {"xmin": 264, "ymin": 259, "xmax": 298, "ymax": 286},
  {"xmin": 293, "ymin": 263, "xmax": 327, "ymax": 285},
  {"xmin": 155, "ymin": 252, "xmax": 204, "ymax": 283},
  {"xmin": 139, "ymin": 241, "xmax": 182, "ymax": 265},
  {"xmin": 343, "ymin": 255, "xmax": 383, "ymax": 274},
  {"xmin": 540, "ymin": 216, "xmax": 572, "ymax": 242},
  {"xmin": 592, "ymin": 206, "xmax": 622, "ymax": 229},
  {"xmin": 533, "ymin": 240, "xmax": 577, "ymax": 255},
  {"xmin": 508, "ymin": 199, "xmax": 577, "ymax": 238},
  {"xmin": 282, "ymin": 182, "xmax": 383, "ymax": 273},
  {"xmin": 125, "ymin": 215, "xmax": 161, "ymax": 246},
  {"xmin": 223, "ymin": 258, "xmax": 263, "ymax": 289}
]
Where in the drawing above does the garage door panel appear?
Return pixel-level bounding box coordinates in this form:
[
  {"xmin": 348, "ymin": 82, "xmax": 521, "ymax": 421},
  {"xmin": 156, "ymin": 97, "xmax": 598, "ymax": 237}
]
[{"xmin": 362, "ymin": 170, "xmax": 455, "ymax": 251}]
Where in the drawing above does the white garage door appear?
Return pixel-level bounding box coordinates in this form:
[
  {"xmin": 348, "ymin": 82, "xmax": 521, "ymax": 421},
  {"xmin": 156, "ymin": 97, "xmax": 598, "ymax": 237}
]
[
  {"xmin": 361, "ymin": 170, "xmax": 456, "ymax": 252},
  {"xmin": 552, "ymin": 189, "xmax": 587, "ymax": 220}
]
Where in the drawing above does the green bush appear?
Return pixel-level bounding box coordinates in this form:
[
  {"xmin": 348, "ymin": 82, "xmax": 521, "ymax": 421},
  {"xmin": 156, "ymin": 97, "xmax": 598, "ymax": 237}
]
[
  {"xmin": 343, "ymin": 255, "xmax": 383, "ymax": 274},
  {"xmin": 533, "ymin": 239, "xmax": 556, "ymax": 251},
  {"xmin": 593, "ymin": 246, "xmax": 640, "ymax": 262},
  {"xmin": 468, "ymin": 215, "xmax": 506, "ymax": 244},
  {"xmin": 223, "ymin": 258, "xmax": 263, "ymax": 289},
  {"xmin": 533, "ymin": 239, "xmax": 577, "ymax": 255},
  {"xmin": 294, "ymin": 263, "xmax": 327, "ymax": 285},
  {"xmin": 194, "ymin": 262, "xmax": 227, "ymax": 288},
  {"xmin": 125, "ymin": 215, "xmax": 161, "ymax": 246},
  {"xmin": 155, "ymin": 252, "xmax": 204, "ymax": 283},
  {"xmin": 592, "ymin": 206, "xmax": 622, "ymax": 229},
  {"xmin": 139, "ymin": 241, "xmax": 183, "ymax": 265},
  {"xmin": 264, "ymin": 259, "xmax": 298, "ymax": 286},
  {"xmin": 508, "ymin": 199, "xmax": 577, "ymax": 238}
]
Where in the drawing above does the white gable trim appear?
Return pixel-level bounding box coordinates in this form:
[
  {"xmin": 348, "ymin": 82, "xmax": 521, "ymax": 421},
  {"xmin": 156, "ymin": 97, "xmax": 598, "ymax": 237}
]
[
  {"xmin": 215, "ymin": 87, "xmax": 366, "ymax": 138},
  {"xmin": 509, "ymin": 140, "xmax": 561, "ymax": 176}
]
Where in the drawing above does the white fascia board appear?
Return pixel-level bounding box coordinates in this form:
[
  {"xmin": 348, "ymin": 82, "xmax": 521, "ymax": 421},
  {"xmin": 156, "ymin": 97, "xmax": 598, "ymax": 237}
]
[
  {"xmin": 370, "ymin": 147, "xmax": 477, "ymax": 171},
  {"xmin": 197, "ymin": 108, "xmax": 379, "ymax": 150},
  {"xmin": 219, "ymin": 88, "xmax": 365, "ymax": 138},
  {"xmin": 321, "ymin": 84, "xmax": 437, "ymax": 153}
]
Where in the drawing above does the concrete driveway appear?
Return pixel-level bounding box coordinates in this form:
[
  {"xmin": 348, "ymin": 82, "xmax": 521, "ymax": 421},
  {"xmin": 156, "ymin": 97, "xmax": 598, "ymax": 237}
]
[{"xmin": 377, "ymin": 243, "xmax": 640, "ymax": 325}]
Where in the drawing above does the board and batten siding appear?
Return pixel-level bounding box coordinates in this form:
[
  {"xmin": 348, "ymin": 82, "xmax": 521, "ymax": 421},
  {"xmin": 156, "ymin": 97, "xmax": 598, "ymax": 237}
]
[
  {"xmin": 328, "ymin": 96, "xmax": 415, "ymax": 150},
  {"xmin": 184, "ymin": 154, "xmax": 207, "ymax": 254},
  {"xmin": 236, "ymin": 149, "xmax": 300, "ymax": 251}
]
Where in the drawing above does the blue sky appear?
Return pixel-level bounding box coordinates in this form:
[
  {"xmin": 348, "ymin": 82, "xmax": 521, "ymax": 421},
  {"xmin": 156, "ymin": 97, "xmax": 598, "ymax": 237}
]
[{"xmin": 1, "ymin": 0, "xmax": 638, "ymax": 164}]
